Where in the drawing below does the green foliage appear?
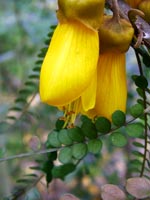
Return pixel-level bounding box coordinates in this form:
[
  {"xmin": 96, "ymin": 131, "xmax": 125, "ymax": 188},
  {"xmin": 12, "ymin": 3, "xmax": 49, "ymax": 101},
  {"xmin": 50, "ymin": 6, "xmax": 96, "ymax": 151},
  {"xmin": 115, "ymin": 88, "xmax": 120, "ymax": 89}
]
[
  {"xmin": 112, "ymin": 110, "xmax": 126, "ymax": 126},
  {"xmin": 81, "ymin": 118, "xmax": 97, "ymax": 139},
  {"xmin": 68, "ymin": 127, "xmax": 85, "ymax": 142},
  {"xmin": 58, "ymin": 129, "xmax": 73, "ymax": 145},
  {"xmin": 126, "ymin": 123, "xmax": 144, "ymax": 138},
  {"xmin": 95, "ymin": 117, "xmax": 111, "ymax": 133},
  {"xmin": 87, "ymin": 139, "xmax": 103, "ymax": 154},
  {"xmin": 52, "ymin": 163, "xmax": 76, "ymax": 180},
  {"xmin": 110, "ymin": 132, "xmax": 127, "ymax": 147},
  {"xmin": 58, "ymin": 147, "xmax": 72, "ymax": 164},
  {"xmin": 72, "ymin": 143, "xmax": 87, "ymax": 160},
  {"xmin": 129, "ymin": 103, "xmax": 144, "ymax": 118}
]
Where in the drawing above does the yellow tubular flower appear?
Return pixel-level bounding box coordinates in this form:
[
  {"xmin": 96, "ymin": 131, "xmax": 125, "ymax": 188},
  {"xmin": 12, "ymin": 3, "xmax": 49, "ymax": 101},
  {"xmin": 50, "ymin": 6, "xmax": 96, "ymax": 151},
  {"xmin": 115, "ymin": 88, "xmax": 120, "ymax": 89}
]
[
  {"xmin": 40, "ymin": 0, "xmax": 105, "ymax": 125},
  {"xmin": 40, "ymin": 20, "xmax": 98, "ymax": 107},
  {"xmin": 86, "ymin": 15, "xmax": 134, "ymax": 120},
  {"xmin": 125, "ymin": 0, "xmax": 142, "ymax": 8},
  {"xmin": 87, "ymin": 53, "xmax": 127, "ymax": 120}
]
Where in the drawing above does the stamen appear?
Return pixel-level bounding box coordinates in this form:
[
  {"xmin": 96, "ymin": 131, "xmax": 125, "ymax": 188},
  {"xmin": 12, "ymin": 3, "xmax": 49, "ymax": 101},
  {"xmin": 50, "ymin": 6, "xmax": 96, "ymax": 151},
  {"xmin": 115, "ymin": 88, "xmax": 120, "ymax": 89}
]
[{"xmin": 62, "ymin": 98, "xmax": 81, "ymax": 128}]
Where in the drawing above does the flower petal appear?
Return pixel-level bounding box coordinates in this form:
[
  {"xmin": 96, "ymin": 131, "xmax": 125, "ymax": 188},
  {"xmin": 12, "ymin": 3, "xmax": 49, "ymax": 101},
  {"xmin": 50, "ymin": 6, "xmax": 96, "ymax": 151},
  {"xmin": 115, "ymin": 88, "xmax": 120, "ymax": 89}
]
[
  {"xmin": 88, "ymin": 53, "xmax": 127, "ymax": 120},
  {"xmin": 40, "ymin": 20, "xmax": 99, "ymax": 106},
  {"xmin": 81, "ymin": 70, "xmax": 97, "ymax": 111}
]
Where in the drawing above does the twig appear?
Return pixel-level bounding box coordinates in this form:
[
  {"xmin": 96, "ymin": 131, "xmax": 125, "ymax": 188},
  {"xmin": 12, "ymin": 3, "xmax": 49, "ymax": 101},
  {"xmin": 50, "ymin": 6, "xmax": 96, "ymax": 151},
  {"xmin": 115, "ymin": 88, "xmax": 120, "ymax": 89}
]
[{"xmin": 0, "ymin": 147, "xmax": 61, "ymax": 163}]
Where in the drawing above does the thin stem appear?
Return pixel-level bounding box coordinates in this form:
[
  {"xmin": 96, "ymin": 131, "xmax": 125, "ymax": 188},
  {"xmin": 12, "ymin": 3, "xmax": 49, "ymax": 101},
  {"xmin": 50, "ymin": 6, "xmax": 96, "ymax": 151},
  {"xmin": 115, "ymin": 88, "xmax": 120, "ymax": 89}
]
[
  {"xmin": 0, "ymin": 147, "xmax": 61, "ymax": 163},
  {"xmin": 112, "ymin": 0, "xmax": 120, "ymax": 23}
]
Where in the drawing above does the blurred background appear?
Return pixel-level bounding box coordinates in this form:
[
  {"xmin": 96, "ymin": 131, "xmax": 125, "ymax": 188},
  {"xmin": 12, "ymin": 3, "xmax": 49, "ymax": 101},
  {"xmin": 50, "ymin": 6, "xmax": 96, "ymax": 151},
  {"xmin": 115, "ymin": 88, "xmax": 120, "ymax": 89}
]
[{"xmin": 0, "ymin": 1, "xmax": 144, "ymax": 200}]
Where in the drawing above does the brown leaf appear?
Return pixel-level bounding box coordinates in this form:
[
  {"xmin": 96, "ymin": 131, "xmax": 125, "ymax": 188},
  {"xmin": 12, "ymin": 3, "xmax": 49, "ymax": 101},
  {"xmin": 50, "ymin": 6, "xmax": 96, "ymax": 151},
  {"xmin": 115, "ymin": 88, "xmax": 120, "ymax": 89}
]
[
  {"xmin": 126, "ymin": 177, "xmax": 150, "ymax": 199},
  {"xmin": 101, "ymin": 184, "xmax": 126, "ymax": 200},
  {"xmin": 59, "ymin": 194, "xmax": 80, "ymax": 200}
]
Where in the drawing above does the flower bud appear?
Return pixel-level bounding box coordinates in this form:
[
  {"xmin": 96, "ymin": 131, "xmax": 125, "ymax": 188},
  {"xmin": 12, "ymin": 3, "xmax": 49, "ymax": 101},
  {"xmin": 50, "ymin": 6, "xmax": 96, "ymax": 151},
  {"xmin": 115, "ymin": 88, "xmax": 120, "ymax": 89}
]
[
  {"xmin": 138, "ymin": 0, "xmax": 150, "ymax": 23},
  {"xmin": 58, "ymin": 0, "xmax": 105, "ymax": 29},
  {"xmin": 99, "ymin": 16, "xmax": 134, "ymax": 53}
]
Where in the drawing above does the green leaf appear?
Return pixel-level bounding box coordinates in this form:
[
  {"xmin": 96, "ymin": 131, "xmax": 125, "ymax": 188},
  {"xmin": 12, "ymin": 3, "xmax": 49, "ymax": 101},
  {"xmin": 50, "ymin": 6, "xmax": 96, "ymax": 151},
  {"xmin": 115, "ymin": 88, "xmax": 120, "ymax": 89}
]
[
  {"xmin": 68, "ymin": 127, "xmax": 85, "ymax": 142},
  {"xmin": 129, "ymin": 159, "xmax": 142, "ymax": 169},
  {"xmin": 87, "ymin": 139, "xmax": 103, "ymax": 154},
  {"xmin": 110, "ymin": 132, "xmax": 127, "ymax": 147},
  {"xmin": 129, "ymin": 103, "xmax": 144, "ymax": 118},
  {"xmin": 112, "ymin": 110, "xmax": 126, "ymax": 126},
  {"xmin": 9, "ymin": 106, "xmax": 22, "ymax": 112},
  {"xmin": 58, "ymin": 129, "xmax": 73, "ymax": 145},
  {"xmin": 126, "ymin": 123, "xmax": 143, "ymax": 138},
  {"xmin": 134, "ymin": 75, "xmax": 148, "ymax": 89},
  {"xmin": 132, "ymin": 141, "xmax": 144, "ymax": 148},
  {"xmin": 55, "ymin": 119, "xmax": 65, "ymax": 131},
  {"xmin": 19, "ymin": 89, "xmax": 33, "ymax": 97},
  {"xmin": 95, "ymin": 117, "xmax": 111, "ymax": 133},
  {"xmin": 52, "ymin": 163, "xmax": 76, "ymax": 179},
  {"xmin": 136, "ymin": 46, "xmax": 150, "ymax": 68},
  {"xmin": 47, "ymin": 131, "xmax": 61, "ymax": 147},
  {"xmin": 132, "ymin": 150, "xmax": 144, "ymax": 158},
  {"xmin": 35, "ymin": 60, "xmax": 43, "ymax": 65},
  {"xmin": 136, "ymin": 88, "xmax": 144, "ymax": 98},
  {"xmin": 137, "ymin": 99, "xmax": 144, "ymax": 106},
  {"xmin": 42, "ymin": 160, "xmax": 54, "ymax": 184},
  {"xmin": 28, "ymin": 74, "xmax": 39, "ymax": 79},
  {"xmin": 15, "ymin": 98, "xmax": 27, "ymax": 104},
  {"xmin": 33, "ymin": 66, "xmax": 41, "ymax": 72},
  {"xmin": 72, "ymin": 143, "xmax": 87, "ymax": 160},
  {"xmin": 58, "ymin": 147, "xmax": 72, "ymax": 164},
  {"xmin": 81, "ymin": 120, "xmax": 97, "ymax": 139},
  {"xmin": 25, "ymin": 81, "xmax": 37, "ymax": 88}
]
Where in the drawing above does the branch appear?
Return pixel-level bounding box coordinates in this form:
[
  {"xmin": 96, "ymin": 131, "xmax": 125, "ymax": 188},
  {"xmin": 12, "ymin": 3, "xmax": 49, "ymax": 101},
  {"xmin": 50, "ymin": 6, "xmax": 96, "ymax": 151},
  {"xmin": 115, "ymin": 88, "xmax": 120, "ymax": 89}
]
[{"xmin": 0, "ymin": 147, "xmax": 61, "ymax": 163}]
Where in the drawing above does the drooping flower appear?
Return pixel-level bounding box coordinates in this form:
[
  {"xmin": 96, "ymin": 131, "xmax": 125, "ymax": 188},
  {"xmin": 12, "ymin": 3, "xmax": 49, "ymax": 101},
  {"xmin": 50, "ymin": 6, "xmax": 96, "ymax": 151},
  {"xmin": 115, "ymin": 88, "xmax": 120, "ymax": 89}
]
[
  {"xmin": 86, "ymin": 15, "xmax": 134, "ymax": 120},
  {"xmin": 40, "ymin": 0, "xmax": 105, "ymax": 125}
]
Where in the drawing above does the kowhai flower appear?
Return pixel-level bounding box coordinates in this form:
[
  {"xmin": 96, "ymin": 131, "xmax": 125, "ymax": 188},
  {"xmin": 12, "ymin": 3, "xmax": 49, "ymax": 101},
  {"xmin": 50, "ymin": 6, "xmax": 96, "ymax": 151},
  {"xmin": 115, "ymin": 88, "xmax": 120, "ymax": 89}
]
[
  {"xmin": 40, "ymin": 0, "xmax": 105, "ymax": 125},
  {"xmin": 86, "ymin": 15, "xmax": 134, "ymax": 120}
]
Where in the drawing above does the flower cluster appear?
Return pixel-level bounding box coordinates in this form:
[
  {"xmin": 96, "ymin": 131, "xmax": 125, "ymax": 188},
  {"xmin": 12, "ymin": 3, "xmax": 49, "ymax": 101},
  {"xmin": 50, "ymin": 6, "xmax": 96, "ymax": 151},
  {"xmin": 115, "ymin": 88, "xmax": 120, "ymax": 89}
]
[{"xmin": 40, "ymin": 0, "xmax": 134, "ymax": 126}]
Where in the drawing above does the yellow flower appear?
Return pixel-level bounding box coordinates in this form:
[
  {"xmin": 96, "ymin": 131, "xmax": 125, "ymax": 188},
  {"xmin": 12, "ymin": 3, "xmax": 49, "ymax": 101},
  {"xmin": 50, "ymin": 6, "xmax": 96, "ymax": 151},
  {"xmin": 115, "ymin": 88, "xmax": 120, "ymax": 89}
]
[
  {"xmin": 87, "ymin": 53, "xmax": 127, "ymax": 120},
  {"xmin": 40, "ymin": 0, "xmax": 105, "ymax": 125},
  {"xmin": 40, "ymin": 20, "xmax": 98, "ymax": 108},
  {"xmin": 85, "ymin": 15, "xmax": 134, "ymax": 120}
]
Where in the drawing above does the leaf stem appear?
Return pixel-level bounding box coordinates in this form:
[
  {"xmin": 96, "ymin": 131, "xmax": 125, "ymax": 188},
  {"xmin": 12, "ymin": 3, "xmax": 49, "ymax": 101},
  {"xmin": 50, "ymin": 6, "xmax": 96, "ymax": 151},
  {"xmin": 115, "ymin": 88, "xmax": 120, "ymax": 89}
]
[{"xmin": 135, "ymin": 50, "xmax": 148, "ymax": 177}]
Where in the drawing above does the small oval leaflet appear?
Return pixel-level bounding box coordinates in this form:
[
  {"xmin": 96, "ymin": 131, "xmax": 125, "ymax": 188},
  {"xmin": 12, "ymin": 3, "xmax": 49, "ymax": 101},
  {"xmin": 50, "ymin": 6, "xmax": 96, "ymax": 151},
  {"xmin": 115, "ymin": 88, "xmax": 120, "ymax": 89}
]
[
  {"xmin": 58, "ymin": 147, "xmax": 72, "ymax": 164},
  {"xmin": 58, "ymin": 129, "xmax": 73, "ymax": 145},
  {"xmin": 112, "ymin": 110, "xmax": 126, "ymax": 126},
  {"xmin": 110, "ymin": 132, "xmax": 127, "ymax": 147},
  {"xmin": 129, "ymin": 103, "xmax": 144, "ymax": 118},
  {"xmin": 134, "ymin": 75, "xmax": 148, "ymax": 89},
  {"xmin": 95, "ymin": 117, "xmax": 111, "ymax": 133},
  {"xmin": 68, "ymin": 127, "xmax": 85, "ymax": 142},
  {"xmin": 81, "ymin": 120, "xmax": 97, "ymax": 139},
  {"xmin": 47, "ymin": 131, "xmax": 61, "ymax": 147},
  {"xmin": 87, "ymin": 139, "xmax": 102, "ymax": 154},
  {"xmin": 72, "ymin": 143, "xmax": 87, "ymax": 160},
  {"xmin": 126, "ymin": 123, "xmax": 144, "ymax": 138}
]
